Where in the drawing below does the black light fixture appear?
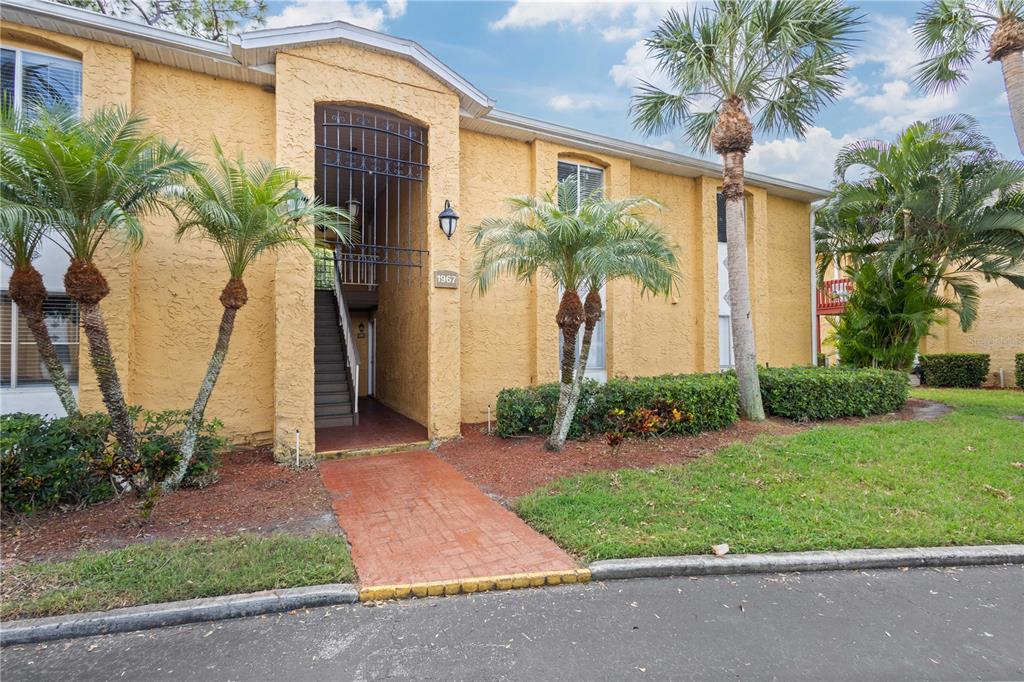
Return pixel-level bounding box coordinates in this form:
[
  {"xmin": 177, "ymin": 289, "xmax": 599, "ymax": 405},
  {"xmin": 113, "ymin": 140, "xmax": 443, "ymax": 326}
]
[
  {"xmin": 346, "ymin": 199, "xmax": 361, "ymax": 221},
  {"xmin": 284, "ymin": 180, "xmax": 309, "ymax": 222},
  {"xmin": 438, "ymin": 199, "xmax": 459, "ymax": 240}
]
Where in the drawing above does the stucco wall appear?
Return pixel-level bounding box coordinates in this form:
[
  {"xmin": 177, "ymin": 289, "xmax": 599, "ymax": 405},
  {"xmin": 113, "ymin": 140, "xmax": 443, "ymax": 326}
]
[
  {"xmin": 765, "ymin": 195, "xmax": 813, "ymax": 368},
  {"xmin": 130, "ymin": 60, "xmax": 277, "ymax": 443},
  {"xmin": 457, "ymin": 130, "xmax": 535, "ymax": 420}
]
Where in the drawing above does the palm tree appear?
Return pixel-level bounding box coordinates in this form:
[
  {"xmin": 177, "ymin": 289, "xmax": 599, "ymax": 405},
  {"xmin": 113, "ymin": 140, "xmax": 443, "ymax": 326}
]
[
  {"xmin": 162, "ymin": 141, "xmax": 352, "ymax": 489},
  {"xmin": 0, "ymin": 214, "xmax": 78, "ymax": 415},
  {"xmin": 818, "ymin": 115, "xmax": 1024, "ymax": 332},
  {"xmin": 0, "ymin": 105, "xmax": 194, "ymax": 463},
  {"xmin": 631, "ymin": 0, "xmax": 862, "ymax": 421},
  {"xmin": 914, "ymin": 0, "xmax": 1024, "ymax": 154},
  {"xmin": 471, "ymin": 177, "xmax": 679, "ymax": 451}
]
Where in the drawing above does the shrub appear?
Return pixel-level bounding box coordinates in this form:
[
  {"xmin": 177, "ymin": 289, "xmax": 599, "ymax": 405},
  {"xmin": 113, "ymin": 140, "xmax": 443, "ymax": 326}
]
[
  {"xmin": 918, "ymin": 353, "xmax": 991, "ymax": 388},
  {"xmin": 1015, "ymin": 353, "xmax": 1023, "ymax": 389},
  {"xmin": 1, "ymin": 412, "xmax": 115, "ymax": 515},
  {"xmin": 1, "ymin": 409, "xmax": 226, "ymax": 515},
  {"xmin": 758, "ymin": 366, "xmax": 908, "ymax": 420},
  {"xmin": 496, "ymin": 373, "xmax": 738, "ymax": 439}
]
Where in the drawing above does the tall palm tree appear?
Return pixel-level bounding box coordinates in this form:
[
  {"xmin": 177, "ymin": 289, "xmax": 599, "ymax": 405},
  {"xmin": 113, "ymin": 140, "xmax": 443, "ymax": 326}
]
[
  {"xmin": 0, "ymin": 105, "xmax": 194, "ymax": 463},
  {"xmin": 819, "ymin": 115, "xmax": 1024, "ymax": 331},
  {"xmin": 631, "ymin": 0, "xmax": 862, "ymax": 421},
  {"xmin": 162, "ymin": 141, "xmax": 352, "ymax": 489},
  {"xmin": 471, "ymin": 177, "xmax": 679, "ymax": 451},
  {"xmin": 0, "ymin": 214, "xmax": 78, "ymax": 415},
  {"xmin": 914, "ymin": 0, "xmax": 1024, "ymax": 154}
]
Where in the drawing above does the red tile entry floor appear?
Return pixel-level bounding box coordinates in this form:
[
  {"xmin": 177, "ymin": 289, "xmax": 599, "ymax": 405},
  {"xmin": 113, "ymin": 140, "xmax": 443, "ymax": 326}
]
[
  {"xmin": 318, "ymin": 451, "xmax": 579, "ymax": 586},
  {"xmin": 316, "ymin": 398, "xmax": 428, "ymax": 453}
]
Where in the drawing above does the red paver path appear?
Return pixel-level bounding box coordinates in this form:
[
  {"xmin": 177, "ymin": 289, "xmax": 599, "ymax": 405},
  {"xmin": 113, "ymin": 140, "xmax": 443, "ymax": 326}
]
[{"xmin": 318, "ymin": 450, "xmax": 578, "ymax": 586}]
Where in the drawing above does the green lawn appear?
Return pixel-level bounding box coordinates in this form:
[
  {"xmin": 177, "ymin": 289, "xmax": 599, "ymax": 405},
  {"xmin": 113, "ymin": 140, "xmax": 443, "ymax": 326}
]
[
  {"xmin": 1, "ymin": 533, "xmax": 356, "ymax": 620},
  {"xmin": 516, "ymin": 388, "xmax": 1024, "ymax": 561}
]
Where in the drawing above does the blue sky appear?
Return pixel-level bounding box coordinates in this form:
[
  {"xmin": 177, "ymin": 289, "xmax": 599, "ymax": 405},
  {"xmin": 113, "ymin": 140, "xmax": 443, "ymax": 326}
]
[{"xmin": 263, "ymin": 1, "xmax": 1016, "ymax": 188}]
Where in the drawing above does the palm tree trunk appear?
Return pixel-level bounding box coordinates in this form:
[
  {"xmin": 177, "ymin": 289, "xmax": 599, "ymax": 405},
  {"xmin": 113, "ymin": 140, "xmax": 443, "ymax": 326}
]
[
  {"xmin": 78, "ymin": 300, "xmax": 136, "ymax": 460},
  {"xmin": 547, "ymin": 288, "xmax": 584, "ymax": 451},
  {"xmin": 722, "ymin": 150, "xmax": 765, "ymax": 421},
  {"xmin": 21, "ymin": 305, "xmax": 79, "ymax": 416},
  {"xmin": 552, "ymin": 290, "xmax": 601, "ymax": 449},
  {"xmin": 163, "ymin": 302, "xmax": 237, "ymax": 490},
  {"xmin": 998, "ymin": 49, "xmax": 1024, "ymax": 155},
  {"xmin": 8, "ymin": 265, "xmax": 78, "ymax": 416}
]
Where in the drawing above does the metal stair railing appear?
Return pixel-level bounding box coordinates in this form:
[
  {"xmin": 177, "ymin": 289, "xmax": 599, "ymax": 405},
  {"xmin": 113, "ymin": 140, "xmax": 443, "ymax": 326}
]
[{"xmin": 332, "ymin": 256, "xmax": 360, "ymax": 416}]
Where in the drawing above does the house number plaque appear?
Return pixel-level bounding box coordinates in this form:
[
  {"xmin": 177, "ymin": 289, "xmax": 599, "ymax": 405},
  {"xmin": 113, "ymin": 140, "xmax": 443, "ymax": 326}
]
[{"xmin": 434, "ymin": 270, "xmax": 459, "ymax": 289}]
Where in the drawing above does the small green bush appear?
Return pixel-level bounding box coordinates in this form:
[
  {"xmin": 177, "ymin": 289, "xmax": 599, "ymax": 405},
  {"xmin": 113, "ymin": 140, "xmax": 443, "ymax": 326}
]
[
  {"xmin": 1015, "ymin": 353, "xmax": 1023, "ymax": 389},
  {"xmin": 1, "ymin": 409, "xmax": 226, "ymax": 515},
  {"xmin": 758, "ymin": 366, "xmax": 909, "ymax": 420},
  {"xmin": 496, "ymin": 373, "xmax": 739, "ymax": 439},
  {"xmin": 918, "ymin": 353, "xmax": 991, "ymax": 388},
  {"xmin": 1, "ymin": 412, "xmax": 114, "ymax": 515}
]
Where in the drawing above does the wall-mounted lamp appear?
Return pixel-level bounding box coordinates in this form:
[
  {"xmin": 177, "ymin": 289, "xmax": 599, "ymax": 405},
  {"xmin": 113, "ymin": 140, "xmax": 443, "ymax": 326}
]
[
  {"xmin": 284, "ymin": 180, "xmax": 308, "ymax": 222},
  {"xmin": 438, "ymin": 199, "xmax": 459, "ymax": 240},
  {"xmin": 346, "ymin": 199, "xmax": 361, "ymax": 221}
]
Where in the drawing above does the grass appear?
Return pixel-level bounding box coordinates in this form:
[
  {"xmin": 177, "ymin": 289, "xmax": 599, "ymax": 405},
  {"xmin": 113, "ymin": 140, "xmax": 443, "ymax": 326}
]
[
  {"xmin": 516, "ymin": 388, "xmax": 1024, "ymax": 562},
  {"xmin": 0, "ymin": 532, "xmax": 356, "ymax": 620}
]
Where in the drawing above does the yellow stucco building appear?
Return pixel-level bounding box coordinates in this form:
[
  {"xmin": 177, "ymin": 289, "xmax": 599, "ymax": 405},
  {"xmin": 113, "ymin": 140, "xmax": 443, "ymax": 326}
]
[{"xmin": 1, "ymin": 0, "xmax": 830, "ymax": 459}]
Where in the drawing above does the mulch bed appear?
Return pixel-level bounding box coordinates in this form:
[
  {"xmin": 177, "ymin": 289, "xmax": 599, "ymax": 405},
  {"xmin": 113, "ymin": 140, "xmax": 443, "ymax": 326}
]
[
  {"xmin": 436, "ymin": 399, "xmax": 941, "ymax": 501},
  {"xmin": 1, "ymin": 448, "xmax": 338, "ymax": 563}
]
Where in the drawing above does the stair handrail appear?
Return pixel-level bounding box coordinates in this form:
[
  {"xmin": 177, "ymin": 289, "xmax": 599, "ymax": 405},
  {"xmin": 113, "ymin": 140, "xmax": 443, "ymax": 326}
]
[{"xmin": 332, "ymin": 256, "xmax": 360, "ymax": 415}]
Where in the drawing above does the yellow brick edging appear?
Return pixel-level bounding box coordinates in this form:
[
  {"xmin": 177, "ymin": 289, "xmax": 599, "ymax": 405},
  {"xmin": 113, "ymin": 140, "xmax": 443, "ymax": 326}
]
[
  {"xmin": 316, "ymin": 440, "xmax": 432, "ymax": 461},
  {"xmin": 358, "ymin": 568, "xmax": 591, "ymax": 602}
]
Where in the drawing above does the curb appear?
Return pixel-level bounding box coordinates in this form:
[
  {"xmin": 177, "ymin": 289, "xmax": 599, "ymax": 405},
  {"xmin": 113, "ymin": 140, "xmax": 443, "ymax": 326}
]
[
  {"xmin": 0, "ymin": 583, "xmax": 358, "ymax": 646},
  {"xmin": 588, "ymin": 544, "xmax": 1024, "ymax": 581},
  {"xmin": 359, "ymin": 568, "xmax": 591, "ymax": 602}
]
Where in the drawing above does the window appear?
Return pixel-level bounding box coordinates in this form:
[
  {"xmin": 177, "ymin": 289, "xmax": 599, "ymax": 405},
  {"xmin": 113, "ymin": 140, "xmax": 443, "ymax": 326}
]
[
  {"xmin": 716, "ymin": 192, "xmax": 727, "ymax": 243},
  {"xmin": 557, "ymin": 161, "xmax": 606, "ymax": 378},
  {"xmin": 0, "ymin": 294, "xmax": 80, "ymax": 388},
  {"xmin": 0, "ymin": 47, "xmax": 82, "ymax": 112},
  {"xmin": 557, "ymin": 161, "xmax": 604, "ymax": 203}
]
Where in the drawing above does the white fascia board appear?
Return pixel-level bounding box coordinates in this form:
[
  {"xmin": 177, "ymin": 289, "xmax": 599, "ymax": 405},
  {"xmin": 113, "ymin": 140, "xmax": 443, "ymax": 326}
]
[
  {"xmin": 230, "ymin": 21, "xmax": 494, "ymax": 116},
  {"xmin": 475, "ymin": 109, "xmax": 830, "ymax": 201},
  {"xmin": 2, "ymin": 0, "xmax": 233, "ymax": 63}
]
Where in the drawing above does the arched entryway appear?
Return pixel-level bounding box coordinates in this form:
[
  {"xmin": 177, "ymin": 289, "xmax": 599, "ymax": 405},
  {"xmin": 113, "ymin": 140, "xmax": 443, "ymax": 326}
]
[{"xmin": 313, "ymin": 104, "xmax": 430, "ymax": 451}]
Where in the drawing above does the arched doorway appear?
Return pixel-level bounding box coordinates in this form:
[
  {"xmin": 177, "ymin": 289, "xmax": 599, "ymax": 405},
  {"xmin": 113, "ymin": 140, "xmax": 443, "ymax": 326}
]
[{"xmin": 313, "ymin": 104, "xmax": 430, "ymax": 448}]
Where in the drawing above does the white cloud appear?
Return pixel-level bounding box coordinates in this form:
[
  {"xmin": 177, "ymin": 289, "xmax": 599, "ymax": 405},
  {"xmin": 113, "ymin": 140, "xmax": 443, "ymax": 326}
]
[
  {"xmin": 853, "ymin": 80, "xmax": 958, "ymax": 134},
  {"xmin": 610, "ymin": 39, "xmax": 670, "ymax": 89},
  {"xmin": 266, "ymin": 0, "xmax": 407, "ymax": 31},
  {"xmin": 849, "ymin": 15, "xmax": 920, "ymax": 80},
  {"xmin": 548, "ymin": 94, "xmax": 608, "ymax": 111},
  {"xmin": 653, "ymin": 139, "xmax": 676, "ymax": 151},
  {"xmin": 746, "ymin": 126, "xmax": 857, "ymax": 187},
  {"xmin": 491, "ymin": 1, "xmax": 683, "ymax": 42}
]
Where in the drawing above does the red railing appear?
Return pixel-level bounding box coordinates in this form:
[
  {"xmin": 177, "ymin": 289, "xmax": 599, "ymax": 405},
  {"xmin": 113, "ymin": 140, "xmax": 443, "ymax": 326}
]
[{"xmin": 817, "ymin": 278, "xmax": 852, "ymax": 315}]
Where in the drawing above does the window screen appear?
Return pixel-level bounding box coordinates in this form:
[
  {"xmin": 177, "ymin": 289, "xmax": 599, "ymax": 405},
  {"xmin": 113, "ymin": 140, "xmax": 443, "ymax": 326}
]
[
  {"xmin": 557, "ymin": 161, "xmax": 605, "ymax": 205},
  {"xmin": 1, "ymin": 294, "xmax": 79, "ymax": 387},
  {"xmin": 1, "ymin": 49, "xmax": 15, "ymax": 109},
  {"xmin": 716, "ymin": 192, "xmax": 727, "ymax": 243}
]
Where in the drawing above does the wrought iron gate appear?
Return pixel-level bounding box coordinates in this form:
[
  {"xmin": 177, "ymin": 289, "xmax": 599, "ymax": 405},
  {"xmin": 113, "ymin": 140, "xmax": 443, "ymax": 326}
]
[{"xmin": 315, "ymin": 104, "xmax": 429, "ymax": 286}]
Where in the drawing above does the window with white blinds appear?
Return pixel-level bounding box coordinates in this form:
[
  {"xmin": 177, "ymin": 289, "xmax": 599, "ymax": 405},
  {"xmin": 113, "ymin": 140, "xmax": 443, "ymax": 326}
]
[
  {"xmin": 557, "ymin": 161, "xmax": 604, "ymax": 204},
  {"xmin": 0, "ymin": 47, "xmax": 82, "ymax": 112},
  {"xmin": 0, "ymin": 294, "xmax": 80, "ymax": 387},
  {"xmin": 556, "ymin": 161, "xmax": 607, "ymax": 376}
]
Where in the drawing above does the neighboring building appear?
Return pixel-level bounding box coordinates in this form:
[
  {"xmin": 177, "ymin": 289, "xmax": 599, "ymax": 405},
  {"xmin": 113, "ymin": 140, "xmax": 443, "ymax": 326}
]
[
  {"xmin": 0, "ymin": 0, "xmax": 826, "ymax": 459},
  {"xmin": 817, "ymin": 274, "xmax": 1022, "ymax": 388}
]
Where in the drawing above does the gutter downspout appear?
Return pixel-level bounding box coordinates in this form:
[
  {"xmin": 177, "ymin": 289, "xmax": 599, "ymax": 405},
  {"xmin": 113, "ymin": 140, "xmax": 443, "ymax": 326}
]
[{"xmin": 810, "ymin": 204, "xmax": 818, "ymax": 365}]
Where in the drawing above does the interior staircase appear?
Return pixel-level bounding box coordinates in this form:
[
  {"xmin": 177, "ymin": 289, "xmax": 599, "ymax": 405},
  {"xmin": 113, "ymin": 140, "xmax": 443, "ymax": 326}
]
[{"xmin": 315, "ymin": 289, "xmax": 358, "ymax": 427}]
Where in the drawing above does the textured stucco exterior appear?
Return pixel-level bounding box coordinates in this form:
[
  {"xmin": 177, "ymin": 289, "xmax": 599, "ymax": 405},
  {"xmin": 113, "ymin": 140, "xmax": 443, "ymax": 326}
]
[{"xmin": 3, "ymin": 16, "xmax": 829, "ymax": 450}]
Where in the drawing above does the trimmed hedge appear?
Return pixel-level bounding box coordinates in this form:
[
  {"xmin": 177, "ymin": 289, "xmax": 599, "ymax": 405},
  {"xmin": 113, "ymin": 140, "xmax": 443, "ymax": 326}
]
[
  {"xmin": 495, "ymin": 373, "xmax": 738, "ymax": 439},
  {"xmin": 496, "ymin": 366, "xmax": 909, "ymax": 439},
  {"xmin": 919, "ymin": 353, "xmax": 990, "ymax": 388},
  {"xmin": 1016, "ymin": 353, "xmax": 1023, "ymax": 389},
  {"xmin": 758, "ymin": 366, "xmax": 908, "ymax": 420}
]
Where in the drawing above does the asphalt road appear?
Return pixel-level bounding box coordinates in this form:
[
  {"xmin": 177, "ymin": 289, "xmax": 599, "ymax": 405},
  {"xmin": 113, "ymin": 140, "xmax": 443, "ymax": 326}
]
[{"xmin": 2, "ymin": 565, "xmax": 1021, "ymax": 681}]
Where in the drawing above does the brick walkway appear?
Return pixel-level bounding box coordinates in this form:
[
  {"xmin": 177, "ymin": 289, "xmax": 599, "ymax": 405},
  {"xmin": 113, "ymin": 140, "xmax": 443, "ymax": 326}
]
[{"xmin": 319, "ymin": 451, "xmax": 578, "ymax": 586}]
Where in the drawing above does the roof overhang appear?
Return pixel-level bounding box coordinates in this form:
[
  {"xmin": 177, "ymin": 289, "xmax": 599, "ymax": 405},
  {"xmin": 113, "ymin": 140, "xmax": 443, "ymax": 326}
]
[
  {"xmin": 462, "ymin": 110, "xmax": 830, "ymax": 202},
  {"xmin": 0, "ymin": 0, "xmax": 494, "ymax": 115}
]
